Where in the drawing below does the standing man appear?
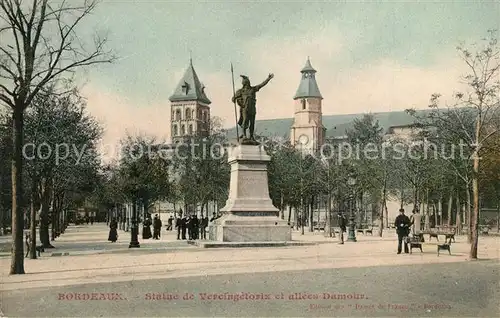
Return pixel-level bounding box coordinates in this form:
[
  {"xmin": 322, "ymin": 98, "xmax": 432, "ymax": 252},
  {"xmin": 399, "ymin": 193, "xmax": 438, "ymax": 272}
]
[
  {"xmin": 232, "ymin": 73, "xmax": 274, "ymax": 141},
  {"xmin": 153, "ymin": 214, "xmax": 162, "ymax": 240},
  {"xmin": 395, "ymin": 208, "xmax": 411, "ymax": 254},
  {"xmin": 338, "ymin": 213, "xmax": 347, "ymax": 244},
  {"xmin": 175, "ymin": 212, "xmax": 183, "ymax": 240},
  {"xmin": 181, "ymin": 214, "xmax": 188, "ymax": 240},
  {"xmin": 166, "ymin": 215, "xmax": 173, "ymax": 231},
  {"xmin": 192, "ymin": 214, "xmax": 199, "ymax": 240},
  {"xmin": 200, "ymin": 214, "xmax": 208, "ymax": 240}
]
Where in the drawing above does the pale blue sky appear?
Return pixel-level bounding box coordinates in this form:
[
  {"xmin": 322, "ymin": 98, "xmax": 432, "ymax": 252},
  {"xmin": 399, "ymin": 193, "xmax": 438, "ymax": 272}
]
[{"xmin": 69, "ymin": 0, "xmax": 499, "ymax": 146}]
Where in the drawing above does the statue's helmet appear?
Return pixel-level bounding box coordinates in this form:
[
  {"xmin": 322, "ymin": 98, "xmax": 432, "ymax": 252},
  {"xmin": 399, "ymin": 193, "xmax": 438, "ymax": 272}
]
[{"xmin": 240, "ymin": 75, "xmax": 250, "ymax": 86}]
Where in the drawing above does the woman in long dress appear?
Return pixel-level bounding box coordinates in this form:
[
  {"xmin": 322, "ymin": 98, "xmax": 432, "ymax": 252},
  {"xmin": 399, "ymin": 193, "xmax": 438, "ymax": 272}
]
[
  {"xmin": 142, "ymin": 217, "xmax": 152, "ymax": 239},
  {"xmin": 108, "ymin": 218, "xmax": 118, "ymax": 243}
]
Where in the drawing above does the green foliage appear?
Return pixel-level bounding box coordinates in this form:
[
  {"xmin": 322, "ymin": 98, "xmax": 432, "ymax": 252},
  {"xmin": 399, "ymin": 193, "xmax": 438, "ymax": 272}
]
[
  {"xmin": 118, "ymin": 134, "xmax": 173, "ymax": 210},
  {"xmin": 172, "ymin": 118, "xmax": 230, "ymax": 212},
  {"xmin": 23, "ymin": 87, "xmax": 103, "ymax": 211}
]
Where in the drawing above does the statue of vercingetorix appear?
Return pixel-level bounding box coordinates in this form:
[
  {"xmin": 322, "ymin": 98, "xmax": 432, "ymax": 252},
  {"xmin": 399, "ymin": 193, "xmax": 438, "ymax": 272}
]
[{"xmin": 232, "ymin": 73, "xmax": 274, "ymax": 143}]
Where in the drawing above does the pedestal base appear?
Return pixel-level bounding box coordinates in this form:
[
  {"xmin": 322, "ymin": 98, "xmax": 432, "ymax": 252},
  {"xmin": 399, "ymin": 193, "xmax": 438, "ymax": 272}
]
[
  {"xmin": 209, "ymin": 214, "xmax": 291, "ymax": 242},
  {"xmin": 210, "ymin": 144, "xmax": 291, "ymax": 242}
]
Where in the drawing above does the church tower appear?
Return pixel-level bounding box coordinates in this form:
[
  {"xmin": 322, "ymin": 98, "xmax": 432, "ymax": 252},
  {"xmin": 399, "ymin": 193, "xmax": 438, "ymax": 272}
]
[
  {"xmin": 290, "ymin": 58, "xmax": 325, "ymax": 153},
  {"xmin": 169, "ymin": 59, "xmax": 211, "ymax": 143}
]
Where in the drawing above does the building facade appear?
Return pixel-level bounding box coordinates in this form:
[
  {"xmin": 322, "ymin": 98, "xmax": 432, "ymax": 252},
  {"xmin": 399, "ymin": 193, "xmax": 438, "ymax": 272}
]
[
  {"xmin": 290, "ymin": 58, "xmax": 326, "ymax": 153},
  {"xmin": 169, "ymin": 59, "xmax": 211, "ymax": 143}
]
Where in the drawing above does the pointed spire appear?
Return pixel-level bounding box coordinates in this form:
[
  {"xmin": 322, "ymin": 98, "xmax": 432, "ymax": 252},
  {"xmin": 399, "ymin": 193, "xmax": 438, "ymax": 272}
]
[
  {"xmin": 301, "ymin": 57, "xmax": 316, "ymax": 73},
  {"xmin": 169, "ymin": 59, "xmax": 211, "ymax": 104},
  {"xmin": 294, "ymin": 58, "xmax": 322, "ymax": 100}
]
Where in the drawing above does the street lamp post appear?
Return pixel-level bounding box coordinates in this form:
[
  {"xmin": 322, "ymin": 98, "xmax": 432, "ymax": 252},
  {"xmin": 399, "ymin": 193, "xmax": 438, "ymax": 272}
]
[
  {"xmin": 129, "ymin": 198, "xmax": 140, "ymax": 248},
  {"xmin": 347, "ymin": 177, "xmax": 357, "ymax": 242}
]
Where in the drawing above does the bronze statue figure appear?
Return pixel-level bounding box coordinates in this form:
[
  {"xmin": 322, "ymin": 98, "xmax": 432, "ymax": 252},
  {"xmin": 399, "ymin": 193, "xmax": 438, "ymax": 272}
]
[{"xmin": 232, "ymin": 73, "xmax": 274, "ymax": 143}]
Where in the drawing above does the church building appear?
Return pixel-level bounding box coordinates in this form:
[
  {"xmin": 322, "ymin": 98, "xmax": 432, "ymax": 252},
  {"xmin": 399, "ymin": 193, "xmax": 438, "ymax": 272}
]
[{"xmin": 169, "ymin": 59, "xmax": 211, "ymax": 143}]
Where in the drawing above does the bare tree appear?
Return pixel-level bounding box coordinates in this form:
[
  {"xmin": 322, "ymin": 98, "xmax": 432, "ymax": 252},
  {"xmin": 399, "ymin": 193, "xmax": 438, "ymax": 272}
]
[
  {"xmin": 0, "ymin": 0, "xmax": 114, "ymax": 274},
  {"xmin": 427, "ymin": 31, "xmax": 499, "ymax": 259}
]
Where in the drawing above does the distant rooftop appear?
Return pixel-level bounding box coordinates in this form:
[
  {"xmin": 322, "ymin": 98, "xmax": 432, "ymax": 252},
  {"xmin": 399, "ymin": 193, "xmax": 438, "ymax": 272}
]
[
  {"xmin": 293, "ymin": 58, "xmax": 322, "ymax": 100},
  {"xmin": 225, "ymin": 109, "xmax": 430, "ymax": 139},
  {"xmin": 169, "ymin": 59, "xmax": 211, "ymax": 104}
]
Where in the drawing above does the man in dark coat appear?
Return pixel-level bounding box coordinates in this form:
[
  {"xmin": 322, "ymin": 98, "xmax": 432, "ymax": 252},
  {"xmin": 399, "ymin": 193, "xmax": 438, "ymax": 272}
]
[
  {"xmin": 395, "ymin": 208, "xmax": 411, "ymax": 254},
  {"xmin": 166, "ymin": 216, "xmax": 173, "ymax": 231},
  {"xmin": 153, "ymin": 214, "xmax": 162, "ymax": 240},
  {"xmin": 181, "ymin": 215, "xmax": 188, "ymax": 240},
  {"xmin": 200, "ymin": 215, "xmax": 208, "ymax": 240},
  {"xmin": 176, "ymin": 212, "xmax": 183, "ymax": 240},
  {"xmin": 192, "ymin": 215, "xmax": 199, "ymax": 240},
  {"xmin": 338, "ymin": 213, "xmax": 347, "ymax": 244}
]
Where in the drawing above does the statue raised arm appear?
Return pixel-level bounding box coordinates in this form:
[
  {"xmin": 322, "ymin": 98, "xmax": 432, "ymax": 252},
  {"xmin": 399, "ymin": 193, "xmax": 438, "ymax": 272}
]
[{"xmin": 232, "ymin": 73, "xmax": 274, "ymax": 143}]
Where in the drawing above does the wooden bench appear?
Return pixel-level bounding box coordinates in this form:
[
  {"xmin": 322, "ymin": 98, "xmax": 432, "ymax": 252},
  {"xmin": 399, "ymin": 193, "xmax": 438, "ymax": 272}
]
[
  {"xmin": 406, "ymin": 236, "xmax": 452, "ymax": 255},
  {"xmin": 314, "ymin": 221, "xmax": 325, "ymax": 231},
  {"xmin": 421, "ymin": 227, "xmax": 456, "ymax": 242},
  {"xmin": 480, "ymin": 226, "xmax": 490, "ymax": 235},
  {"xmin": 356, "ymin": 225, "xmax": 373, "ymax": 235}
]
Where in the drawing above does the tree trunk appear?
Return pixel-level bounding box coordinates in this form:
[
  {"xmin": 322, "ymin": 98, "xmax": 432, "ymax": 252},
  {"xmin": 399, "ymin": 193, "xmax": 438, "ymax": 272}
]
[
  {"xmin": 293, "ymin": 206, "xmax": 296, "ymax": 231},
  {"xmin": 466, "ymin": 183, "xmax": 472, "ymax": 243},
  {"xmin": 496, "ymin": 203, "xmax": 499, "ymax": 233},
  {"xmin": 456, "ymin": 192, "xmax": 462, "ymax": 234},
  {"xmin": 0, "ymin": 173, "xmax": 4, "ymax": 235},
  {"xmin": 424, "ymin": 189, "xmax": 430, "ymax": 230},
  {"xmin": 447, "ymin": 191, "xmax": 453, "ymax": 226},
  {"xmin": 287, "ymin": 206, "xmax": 292, "ymax": 226},
  {"xmin": 29, "ymin": 191, "xmax": 37, "ymax": 259},
  {"xmin": 39, "ymin": 178, "xmax": 54, "ymax": 248},
  {"xmin": 324, "ymin": 192, "xmax": 332, "ymax": 237},
  {"xmin": 435, "ymin": 201, "xmax": 440, "ymax": 226},
  {"xmin": 469, "ymin": 151, "xmax": 480, "ymax": 259},
  {"xmin": 309, "ymin": 196, "xmax": 314, "ymax": 232},
  {"xmin": 280, "ymin": 192, "xmax": 284, "ymax": 220},
  {"xmin": 378, "ymin": 178, "xmax": 387, "ymax": 237},
  {"xmin": 10, "ymin": 106, "xmax": 25, "ymax": 275}
]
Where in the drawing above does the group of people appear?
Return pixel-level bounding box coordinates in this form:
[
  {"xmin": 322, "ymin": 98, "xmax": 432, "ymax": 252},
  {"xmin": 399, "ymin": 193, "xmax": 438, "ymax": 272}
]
[
  {"xmin": 107, "ymin": 211, "xmax": 218, "ymax": 243},
  {"xmin": 175, "ymin": 213, "xmax": 210, "ymax": 240},
  {"xmin": 142, "ymin": 214, "xmax": 163, "ymax": 240},
  {"xmin": 394, "ymin": 208, "xmax": 422, "ymax": 254},
  {"xmin": 333, "ymin": 208, "xmax": 422, "ymax": 254}
]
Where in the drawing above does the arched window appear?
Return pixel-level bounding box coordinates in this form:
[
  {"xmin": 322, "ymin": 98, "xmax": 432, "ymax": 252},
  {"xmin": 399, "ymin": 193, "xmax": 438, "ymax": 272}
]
[
  {"xmin": 198, "ymin": 109, "xmax": 202, "ymax": 119},
  {"xmin": 172, "ymin": 124, "xmax": 178, "ymax": 136},
  {"xmin": 185, "ymin": 108, "xmax": 191, "ymax": 120},
  {"xmin": 203, "ymin": 112, "xmax": 207, "ymax": 121},
  {"xmin": 301, "ymin": 99, "xmax": 306, "ymax": 110},
  {"xmin": 175, "ymin": 109, "xmax": 181, "ymax": 121},
  {"xmin": 188, "ymin": 124, "xmax": 193, "ymax": 135},
  {"xmin": 181, "ymin": 125, "xmax": 186, "ymax": 135}
]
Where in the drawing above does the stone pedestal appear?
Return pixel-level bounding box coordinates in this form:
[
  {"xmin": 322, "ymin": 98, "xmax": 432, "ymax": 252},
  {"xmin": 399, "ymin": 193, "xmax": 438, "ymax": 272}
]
[{"xmin": 209, "ymin": 145, "xmax": 291, "ymax": 242}]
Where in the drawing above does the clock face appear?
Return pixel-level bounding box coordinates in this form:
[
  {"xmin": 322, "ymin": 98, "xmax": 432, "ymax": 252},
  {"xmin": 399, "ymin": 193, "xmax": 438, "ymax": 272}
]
[{"xmin": 298, "ymin": 134, "xmax": 309, "ymax": 145}]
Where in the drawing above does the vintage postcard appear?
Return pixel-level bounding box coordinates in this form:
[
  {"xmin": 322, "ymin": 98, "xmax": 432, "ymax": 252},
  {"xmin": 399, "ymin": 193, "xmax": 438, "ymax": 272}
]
[{"xmin": 0, "ymin": 0, "xmax": 499, "ymax": 317}]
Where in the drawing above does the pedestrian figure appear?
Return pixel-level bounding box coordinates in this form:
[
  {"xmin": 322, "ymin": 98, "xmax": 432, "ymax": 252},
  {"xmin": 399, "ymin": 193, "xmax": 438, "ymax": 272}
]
[
  {"xmin": 90, "ymin": 216, "xmax": 94, "ymax": 225},
  {"xmin": 186, "ymin": 215, "xmax": 193, "ymax": 240},
  {"xmin": 338, "ymin": 213, "xmax": 347, "ymax": 244},
  {"xmin": 176, "ymin": 212, "xmax": 183, "ymax": 240},
  {"xmin": 395, "ymin": 208, "xmax": 411, "ymax": 254},
  {"xmin": 200, "ymin": 215, "xmax": 208, "ymax": 240},
  {"xmin": 166, "ymin": 216, "xmax": 173, "ymax": 231},
  {"xmin": 192, "ymin": 215, "xmax": 199, "ymax": 240},
  {"xmin": 410, "ymin": 209, "xmax": 422, "ymax": 235},
  {"xmin": 86, "ymin": 215, "xmax": 89, "ymax": 225},
  {"xmin": 142, "ymin": 217, "xmax": 152, "ymax": 239},
  {"xmin": 181, "ymin": 214, "xmax": 187, "ymax": 240},
  {"xmin": 153, "ymin": 214, "xmax": 162, "ymax": 239},
  {"xmin": 108, "ymin": 218, "xmax": 118, "ymax": 243}
]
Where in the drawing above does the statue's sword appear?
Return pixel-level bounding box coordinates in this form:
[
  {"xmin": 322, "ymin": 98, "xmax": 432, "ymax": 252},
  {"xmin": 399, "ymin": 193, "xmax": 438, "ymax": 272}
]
[{"xmin": 230, "ymin": 63, "xmax": 239, "ymax": 143}]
